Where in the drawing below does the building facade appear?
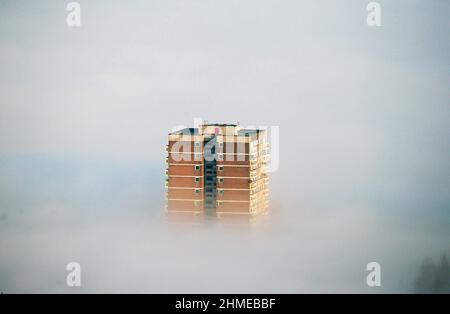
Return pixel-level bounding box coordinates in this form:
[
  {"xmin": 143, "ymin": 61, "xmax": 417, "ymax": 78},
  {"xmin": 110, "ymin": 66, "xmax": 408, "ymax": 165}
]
[{"xmin": 165, "ymin": 123, "xmax": 269, "ymax": 220}]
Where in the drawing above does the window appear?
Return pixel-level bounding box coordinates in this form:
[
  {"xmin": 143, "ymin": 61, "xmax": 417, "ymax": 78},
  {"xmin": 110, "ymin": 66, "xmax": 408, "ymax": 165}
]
[
  {"xmin": 194, "ymin": 165, "xmax": 201, "ymax": 171},
  {"xmin": 218, "ymin": 165, "xmax": 224, "ymax": 172},
  {"xmin": 217, "ymin": 201, "xmax": 223, "ymax": 206},
  {"xmin": 217, "ymin": 154, "xmax": 223, "ymax": 161},
  {"xmin": 194, "ymin": 141, "xmax": 201, "ymax": 147},
  {"xmin": 218, "ymin": 178, "xmax": 224, "ymax": 184},
  {"xmin": 218, "ymin": 190, "xmax": 224, "ymax": 196},
  {"xmin": 194, "ymin": 177, "xmax": 200, "ymax": 183},
  {"xmin": 194, "ymin": 189, "xmax": 200, "ymax": 194}
]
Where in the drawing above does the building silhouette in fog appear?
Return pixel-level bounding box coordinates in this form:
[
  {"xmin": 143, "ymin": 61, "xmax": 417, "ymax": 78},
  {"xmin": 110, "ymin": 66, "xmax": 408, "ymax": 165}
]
[{"xmin": 165, "ymin": 123, "xmax": 269, "ymax": 220}]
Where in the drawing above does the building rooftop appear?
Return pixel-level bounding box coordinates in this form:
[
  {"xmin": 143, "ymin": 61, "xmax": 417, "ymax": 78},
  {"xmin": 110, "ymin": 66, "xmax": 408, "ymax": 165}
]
[{"xmin": 169, "ymin": 123, "xmax": 266, "ymax": 138}]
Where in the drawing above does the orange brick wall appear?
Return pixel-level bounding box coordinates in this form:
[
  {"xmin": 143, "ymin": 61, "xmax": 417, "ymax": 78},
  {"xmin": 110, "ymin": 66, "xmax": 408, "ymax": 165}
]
[
  {"xmin": 167, "ymin": 189, "xmax": 203, "ymax": 200},
  {"xmin": 217, "ymin": 166, "xmax": 249, "ymax": 177},
  {"xmin": 168, "ymin": 176, "xmax": 203, "ymax": 188},
  {"xmin": 216, "ymin": 160, "xmax": 250, "ymax": 166},
  {"xmin": 217, "ymin": 202, "xmax": 250, "ymax": 213},
  {"xmin": 168, "ymin": 164, "xmax": 203, "ymax": 176},
  {"xmin": 217, "ymin": 177, "xmax": 249, "ymax": 189},
  {"xmin": 167, "ymin": 200, "xmax": 203, "ymax": 211},
  {"xmin": 217, "ymin": 189, "xmax": 250, "ymax": 201}
]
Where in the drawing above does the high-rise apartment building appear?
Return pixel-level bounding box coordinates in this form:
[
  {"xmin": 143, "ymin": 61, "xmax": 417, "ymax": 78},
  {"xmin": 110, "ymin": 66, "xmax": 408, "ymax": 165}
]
[{"xmin": 165, "ymin": 123, "xmax": 269, "ymax": 220}]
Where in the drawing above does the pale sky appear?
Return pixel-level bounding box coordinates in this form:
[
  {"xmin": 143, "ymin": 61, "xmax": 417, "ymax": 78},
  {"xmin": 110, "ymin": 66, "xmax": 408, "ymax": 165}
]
[{"xmin": 0, "ymin": 0, "xmax": 449, "ymax": 293}]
